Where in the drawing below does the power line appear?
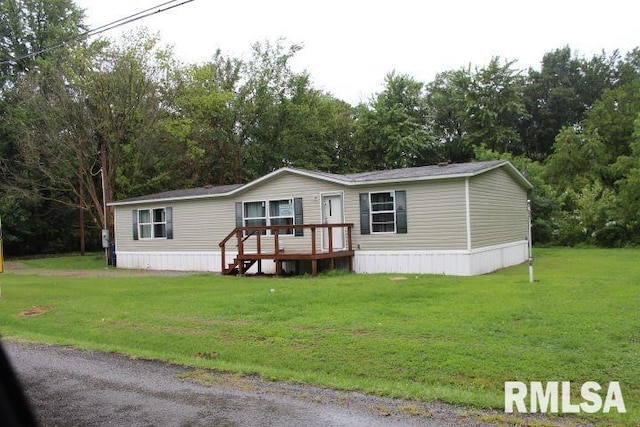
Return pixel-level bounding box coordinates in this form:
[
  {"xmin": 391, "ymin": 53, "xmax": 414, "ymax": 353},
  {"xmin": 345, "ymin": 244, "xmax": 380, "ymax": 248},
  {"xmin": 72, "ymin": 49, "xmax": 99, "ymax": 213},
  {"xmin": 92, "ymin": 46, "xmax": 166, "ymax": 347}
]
[{"xmin": 0, "ymin": 0, "xmax": 196, "ymax": 66}]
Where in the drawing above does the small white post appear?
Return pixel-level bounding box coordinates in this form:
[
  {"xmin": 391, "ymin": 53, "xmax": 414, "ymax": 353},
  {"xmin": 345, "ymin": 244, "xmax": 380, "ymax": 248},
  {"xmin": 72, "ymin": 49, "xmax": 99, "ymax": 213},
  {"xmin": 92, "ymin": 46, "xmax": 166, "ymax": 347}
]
[{"xmin": 527, "ymin": 199, "xmax": 534, "ymax": 283}]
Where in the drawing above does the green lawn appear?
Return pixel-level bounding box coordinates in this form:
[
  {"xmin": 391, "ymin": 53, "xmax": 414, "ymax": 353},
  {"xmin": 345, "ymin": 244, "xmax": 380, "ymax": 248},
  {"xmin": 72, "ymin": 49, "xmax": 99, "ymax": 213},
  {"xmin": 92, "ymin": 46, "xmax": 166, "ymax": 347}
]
[{"xmin": 1, "ymin": 248, "xmax": 638, "ymax": 425}]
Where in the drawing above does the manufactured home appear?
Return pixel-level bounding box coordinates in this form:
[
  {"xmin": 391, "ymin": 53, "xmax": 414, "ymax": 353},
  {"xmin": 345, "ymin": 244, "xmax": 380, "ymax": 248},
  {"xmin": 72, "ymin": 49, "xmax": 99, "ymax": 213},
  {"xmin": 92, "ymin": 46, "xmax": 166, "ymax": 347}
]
[{"xmin": 109, "ymin": 160, "xmax": 532, "ymax": 276}]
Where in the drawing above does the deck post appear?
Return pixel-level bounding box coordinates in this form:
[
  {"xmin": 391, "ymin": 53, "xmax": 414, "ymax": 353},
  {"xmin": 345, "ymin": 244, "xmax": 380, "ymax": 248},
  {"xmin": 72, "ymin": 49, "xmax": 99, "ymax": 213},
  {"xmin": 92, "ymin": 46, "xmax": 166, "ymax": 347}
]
[
  {"xmin": 328, "ymin": 225, "xmax": 335, "ymax": 270},
  {"xmin": 256, "ymin": 231, "xmax": 261, "ymax": 255},
  {"xmin": 312, "ymin": 259, "xmax": 318, "ymax": 276},
  {"xmin": 221, "ymin": 245, "xmax": 226, "ymax": 273},
  {"xmin": 328, "ymin": 225, "xmax": 333, "ymax": 253},
  {"xmin": 311, "ymin": 226, "xmax": 316, "ymax": 255},
  {"xmin": 237, "ymin": 229, "xmax": 244, "ymax": 275}
]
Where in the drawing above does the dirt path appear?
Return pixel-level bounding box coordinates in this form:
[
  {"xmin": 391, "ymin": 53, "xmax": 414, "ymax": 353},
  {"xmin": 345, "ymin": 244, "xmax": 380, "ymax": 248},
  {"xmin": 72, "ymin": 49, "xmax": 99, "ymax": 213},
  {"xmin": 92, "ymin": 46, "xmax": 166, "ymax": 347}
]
[{"xmin": 2, "ymin": 260, "xmax": 197, "ymax": 278}]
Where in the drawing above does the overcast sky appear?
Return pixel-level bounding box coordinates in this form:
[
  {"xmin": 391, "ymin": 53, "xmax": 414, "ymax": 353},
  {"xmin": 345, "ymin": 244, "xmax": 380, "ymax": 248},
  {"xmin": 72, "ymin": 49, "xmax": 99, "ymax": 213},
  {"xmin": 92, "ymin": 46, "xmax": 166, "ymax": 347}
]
[{"xmin": 74, "ymin": 0, "xmax": 639, "ymax": 105}]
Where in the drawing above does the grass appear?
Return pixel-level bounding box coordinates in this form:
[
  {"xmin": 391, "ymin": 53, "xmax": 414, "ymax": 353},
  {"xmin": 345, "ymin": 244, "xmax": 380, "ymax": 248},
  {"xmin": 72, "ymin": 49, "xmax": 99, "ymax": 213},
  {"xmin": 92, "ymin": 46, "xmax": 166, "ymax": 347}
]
[
  {"xmin": 16, "ymin": 252, "xmax": 108, "ymax": 270},
  {"xmin": 0, "ymin": 248, "xmax": 638, "ymax": 425}
]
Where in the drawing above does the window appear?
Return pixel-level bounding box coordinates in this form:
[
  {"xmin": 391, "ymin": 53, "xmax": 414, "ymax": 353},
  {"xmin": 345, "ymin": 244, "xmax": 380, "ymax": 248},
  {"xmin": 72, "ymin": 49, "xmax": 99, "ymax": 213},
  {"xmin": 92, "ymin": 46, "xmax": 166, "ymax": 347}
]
[
  {"xmin": 269, "ymin": 199, "xmax": 294, "ymax": 235},
  {"xmin": 241, "ymin": 199, "xmax": 297, "ymax": 236},
  {"xmin": 244, "ymin": 201, "xmax": 267, "ymax": 235},
  {"xmin": 370, "ymin": 192, "xmax": 396, "ymax": 233},
  {"xmin": 359, "ymin": 191, "xmax": 407, "ymax": 235},
  {"xmin": 134, "ymin": 207, "xmax": 172, "ymax": 240},
  {"xmin": 153, "ymin": 208, "xmax": 167, "ymax": 238}
]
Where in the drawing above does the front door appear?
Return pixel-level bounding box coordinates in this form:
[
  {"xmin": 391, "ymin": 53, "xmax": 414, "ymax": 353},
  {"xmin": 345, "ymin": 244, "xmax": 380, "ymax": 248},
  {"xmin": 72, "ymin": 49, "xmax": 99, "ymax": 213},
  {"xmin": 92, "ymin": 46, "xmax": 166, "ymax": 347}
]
[{"xmin": 321, "ymin": 194, "xmax": 344, "ymax": 250}]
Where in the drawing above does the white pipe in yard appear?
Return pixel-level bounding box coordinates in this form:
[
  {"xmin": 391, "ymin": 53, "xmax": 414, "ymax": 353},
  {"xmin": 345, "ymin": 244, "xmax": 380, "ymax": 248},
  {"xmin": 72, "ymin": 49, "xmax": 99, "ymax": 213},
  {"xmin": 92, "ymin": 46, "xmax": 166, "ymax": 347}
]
[{"xmin": 527, "ymin": 199, "xmax": 534, "ymax": 283}]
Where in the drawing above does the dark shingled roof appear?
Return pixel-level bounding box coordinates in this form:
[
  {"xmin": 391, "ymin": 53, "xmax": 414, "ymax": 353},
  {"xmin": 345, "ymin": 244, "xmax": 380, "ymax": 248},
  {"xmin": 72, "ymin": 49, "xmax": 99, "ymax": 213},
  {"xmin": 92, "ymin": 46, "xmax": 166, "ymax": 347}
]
[
  {"xmin": 111, "ymin": 160, "xmax": 528, "ymax": 206},
  {"xmin": 114, "ymin": 183, "xmax": 243, "ymax": 204},
  {"xmin": 340, "ymin": 160, "xmax": 505, "ymax": 182}
]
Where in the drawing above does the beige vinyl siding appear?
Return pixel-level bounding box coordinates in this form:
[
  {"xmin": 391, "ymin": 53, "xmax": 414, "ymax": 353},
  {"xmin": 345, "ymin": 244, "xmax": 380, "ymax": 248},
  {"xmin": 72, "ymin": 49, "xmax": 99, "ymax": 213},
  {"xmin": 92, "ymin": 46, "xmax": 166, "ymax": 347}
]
[
  {"xmin": 469, "ymin": 167, "xmax": 528, "ymax": 249},
  {"xmin": 115, "ymin": 197, "xmax": 236, "ymax": 252},
  {"xmin": 231, "ymin": 172, "xmax": 346, "ymax": 253},
  {"xmin": 345, "ymin": 179, "xmax": 467, "ymax": 251},
  {"xmin": 115, "ymin": 171, "xmax": 347, "ymax": 254}
]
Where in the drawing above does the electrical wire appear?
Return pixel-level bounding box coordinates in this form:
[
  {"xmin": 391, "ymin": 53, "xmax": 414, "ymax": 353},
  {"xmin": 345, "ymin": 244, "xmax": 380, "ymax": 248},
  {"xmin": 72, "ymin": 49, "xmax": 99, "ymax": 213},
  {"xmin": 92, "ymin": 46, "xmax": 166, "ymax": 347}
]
[{"xmin": 0, "ymin": 0, "xmax": 196, "ymax": 66}]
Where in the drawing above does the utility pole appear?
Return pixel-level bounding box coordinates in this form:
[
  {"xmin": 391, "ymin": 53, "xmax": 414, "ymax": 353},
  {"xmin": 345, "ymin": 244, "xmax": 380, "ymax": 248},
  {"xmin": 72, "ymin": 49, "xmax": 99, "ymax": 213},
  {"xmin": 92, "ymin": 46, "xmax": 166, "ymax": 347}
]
[
  {"xmin": 100, "ymin": 138, "xmax": 110, "ymax": 266},
  {"xmin": 79, "ymin": 165, "xmax": 85, "ymax": 256}
]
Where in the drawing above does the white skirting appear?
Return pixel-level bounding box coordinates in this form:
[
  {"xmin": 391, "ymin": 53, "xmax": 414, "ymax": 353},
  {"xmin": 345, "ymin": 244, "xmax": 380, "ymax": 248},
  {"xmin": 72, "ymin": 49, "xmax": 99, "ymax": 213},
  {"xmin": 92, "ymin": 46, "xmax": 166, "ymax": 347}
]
[
  {"xmin": 116, "ymin": 240, "xmax": 528, "ymax": 276},
  {"xmin": 353, "ymin": 240, "xmax": 528, "ymax": 276},
  {"xmin": 115, "ymin": 250, "xmax": 277, "ymax": 274},
  {"xmin": 115, "ymin": 251, "xmax": 224, "ymax": 272}
]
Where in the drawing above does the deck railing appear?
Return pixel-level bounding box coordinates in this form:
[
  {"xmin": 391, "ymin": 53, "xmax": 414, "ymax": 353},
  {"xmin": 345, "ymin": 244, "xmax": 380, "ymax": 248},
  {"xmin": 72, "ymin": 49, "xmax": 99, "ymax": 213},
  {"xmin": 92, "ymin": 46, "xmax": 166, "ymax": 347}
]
[{"xmin": 219, "ymin": 223, "xmax": 354, "ymax": 275}]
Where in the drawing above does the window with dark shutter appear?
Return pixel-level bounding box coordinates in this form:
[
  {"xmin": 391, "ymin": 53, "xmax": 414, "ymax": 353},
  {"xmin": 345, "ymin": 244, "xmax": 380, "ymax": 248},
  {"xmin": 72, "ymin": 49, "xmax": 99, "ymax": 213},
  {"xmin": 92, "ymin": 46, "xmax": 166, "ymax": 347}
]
[
  {"xmin": 359, "ymin": 193, "xmax": 370, "ymax": 235},
  {"xmin": 294, "ymin": 197, "xmax": 304, "ymax": 236},
  {"xmin": 165, "ymin": 207, "xmax": 173, "ymax": 239},
  {"xmin": 395, "ymin": 191, "xmax": 407, "ymax": 234},
  {"xmin": 132, "ymin": 210, "xmax": 139, "ymax": 240}
]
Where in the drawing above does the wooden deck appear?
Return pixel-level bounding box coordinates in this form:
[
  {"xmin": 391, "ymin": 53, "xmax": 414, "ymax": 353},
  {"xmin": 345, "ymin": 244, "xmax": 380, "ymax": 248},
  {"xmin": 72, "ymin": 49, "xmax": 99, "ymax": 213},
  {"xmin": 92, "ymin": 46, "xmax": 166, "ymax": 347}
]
[{"xmin": 219, "ymin": 223, "xmax": 354, "ymax": 276}]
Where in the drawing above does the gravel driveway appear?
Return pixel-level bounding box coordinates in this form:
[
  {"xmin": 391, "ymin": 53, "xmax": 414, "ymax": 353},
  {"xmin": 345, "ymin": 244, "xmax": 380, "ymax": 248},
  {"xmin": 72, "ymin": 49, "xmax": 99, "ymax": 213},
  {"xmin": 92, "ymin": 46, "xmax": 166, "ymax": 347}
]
[{"xmin": 3, "ymin": 340, "xmax": 512, "ymax": 427}]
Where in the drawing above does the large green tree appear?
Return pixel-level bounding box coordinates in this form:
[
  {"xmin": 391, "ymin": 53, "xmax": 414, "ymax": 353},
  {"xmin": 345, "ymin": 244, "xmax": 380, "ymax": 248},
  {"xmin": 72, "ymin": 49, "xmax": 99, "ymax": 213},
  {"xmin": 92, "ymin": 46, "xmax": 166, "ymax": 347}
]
[
  {"xmin": 170, "ymin": 51, "xmax": 244, "ymax": 186},
  {"xmin": 427, "ymin": 58, "xmax": 527, "ymax": 161},
  {"xmin": 353, "ymin": 72, "xmax": 437, "ymax": 170},
  {"xmin": 0, "ymin": 0, "xmax": 85, "ymax": 90},
  {"xmin": 236, "ymin": 40, "xmax": 353, "ymax": 178},
  {"xmin": 519, "ymin": 47, "xmax": 619, "ymax": 159},
  {"xmin": 0, "ymin": 0, "xmax": 86, "ymax": 255},
  {"xmin": 9, "ymin": 30, "xmax": 178, "ymax": 248}
]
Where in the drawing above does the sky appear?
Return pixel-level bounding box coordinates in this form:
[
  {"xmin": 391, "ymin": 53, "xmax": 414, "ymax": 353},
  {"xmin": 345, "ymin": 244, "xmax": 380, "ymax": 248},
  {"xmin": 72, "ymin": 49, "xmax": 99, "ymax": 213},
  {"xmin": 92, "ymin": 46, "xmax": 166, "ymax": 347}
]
[{"xmin": 74, "ymin": 0, "xmax": 639, "ymax": 105}]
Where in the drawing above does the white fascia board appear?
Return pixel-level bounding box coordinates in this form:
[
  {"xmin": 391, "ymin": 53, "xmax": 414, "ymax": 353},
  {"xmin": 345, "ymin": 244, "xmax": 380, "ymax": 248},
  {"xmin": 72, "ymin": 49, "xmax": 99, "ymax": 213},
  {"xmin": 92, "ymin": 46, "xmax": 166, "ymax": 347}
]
[
  {"xmin": 477, "ymin": 161, "xmax": 533, "ymax": 190},
  {"xmin": 108, "ymin": 192, "xmax": 231, "ymax": 207}
]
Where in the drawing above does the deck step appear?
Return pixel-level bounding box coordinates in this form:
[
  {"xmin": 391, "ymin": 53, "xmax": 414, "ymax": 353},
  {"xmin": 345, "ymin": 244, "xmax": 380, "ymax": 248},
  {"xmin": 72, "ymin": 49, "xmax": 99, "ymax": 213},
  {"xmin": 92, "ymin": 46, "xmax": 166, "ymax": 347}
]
[{"xmin": 223, "ymin": 258, "xmax": 257, "ymax": 275}]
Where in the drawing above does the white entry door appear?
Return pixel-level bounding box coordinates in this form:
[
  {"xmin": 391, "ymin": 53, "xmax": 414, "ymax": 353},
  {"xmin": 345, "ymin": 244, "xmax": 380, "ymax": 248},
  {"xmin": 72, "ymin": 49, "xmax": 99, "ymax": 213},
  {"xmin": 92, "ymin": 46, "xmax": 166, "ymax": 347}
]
[{"xmin": 321, "ymin": 194, "xmax": 344, "ymax": 250}]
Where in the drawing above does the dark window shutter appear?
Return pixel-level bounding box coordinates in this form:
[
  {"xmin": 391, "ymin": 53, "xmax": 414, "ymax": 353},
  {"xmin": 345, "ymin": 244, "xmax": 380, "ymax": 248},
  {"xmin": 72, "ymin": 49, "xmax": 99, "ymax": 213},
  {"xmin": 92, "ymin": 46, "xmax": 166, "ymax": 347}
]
[
  {"xmin": 395, "ymin": 190, "xmax": 407, "ymax": 234},
  {"xmin": 165, "ymin": 207, "xmax": 173, "ymax": 239},
  {"xmin": 359, "ymin": 193, "xmax": 370, "ymax": 235},
  {"xmin": 294, "ymin": 197, "xmax": 304, "ymax": 237},
  {"xmin": 235, "ymin": 202, "xmax": 243, "ymax": 228},
  {"xmin": 132, "ymin": 210, "xmax": 139, "ymax": 240}
]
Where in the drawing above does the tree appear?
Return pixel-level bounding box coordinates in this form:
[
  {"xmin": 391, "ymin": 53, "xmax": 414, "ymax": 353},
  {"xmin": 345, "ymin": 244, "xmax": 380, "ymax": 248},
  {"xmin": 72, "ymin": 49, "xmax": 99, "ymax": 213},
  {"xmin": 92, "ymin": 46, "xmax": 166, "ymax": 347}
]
[
  {"xmin": 427, "ymin": 58, "xmax": 527, "ymax": 161},
  {"xmin": 236, "ymin": 40, "xmax": 354, "ymax": 178},
  {"xmin": 464, "ymin": 58, "xmax": 528, "ymax": 154},
  {"xmin": 235, "ymin": 40, "xmax": 303, "ymax": 179},
  {"xmin": 10, "ymin": 30, "xmax": 178, "ymax": 249},
  {"xmin": 0, "ymin": 0, "xmax": 86, "ymax": 91},
  {"xmin": 170, "ymin": 51, "xmax": 244, "ymax": 186},
  {"xmin": 426, "ymin": 67, "xmax": 474, "ymax": 162},
  {"xmin": 519, "ymin": 47, "xmax": 619, "ymax": 159},
  {"xmin": 353, "ymin": 72, "xmax": 437, "ymax": 170},
  {"xmin": 544, "ymin": 126, "xmax": 608, "ymax": 190},
  {"xmin": 0, "ymin": 0, "xmax": 87, "ymax": 255},
  {"xmin": 583, "ymin": 79, "xmax": 640, "ymax": 163},
  {"xmin": 278, "ymin": 78, "xmax": 355, "ymax": 172}
]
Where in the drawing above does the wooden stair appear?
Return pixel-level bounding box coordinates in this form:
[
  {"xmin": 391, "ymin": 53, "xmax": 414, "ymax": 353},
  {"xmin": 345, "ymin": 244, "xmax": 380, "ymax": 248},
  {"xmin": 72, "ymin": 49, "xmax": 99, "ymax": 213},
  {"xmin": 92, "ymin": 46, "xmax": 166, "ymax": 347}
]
[{"xmin": 223, "ymin": 257, "xmax": 257, "ymax": 275}]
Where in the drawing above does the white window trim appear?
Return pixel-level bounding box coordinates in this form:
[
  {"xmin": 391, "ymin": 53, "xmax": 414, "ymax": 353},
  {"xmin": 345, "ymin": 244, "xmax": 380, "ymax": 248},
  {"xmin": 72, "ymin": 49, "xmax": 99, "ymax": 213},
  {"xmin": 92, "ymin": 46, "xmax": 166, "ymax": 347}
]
[
  {"xmin": 242, "ymin": 198, "xmax": 295, "ymax": 236},
  {"xmin": 369, "ymin": 190, "xmax": 397, "ymax": 234},
  {"xmin": 138, "ymin": 207, "xmax": 167, "ymax": 240},
  {"xmin": 269, "ymin": 199, "xmax": 295, "ymax": 235},
  {"xmin": 243, "ymin": 200, "xmax": 267, "ymax": 234}
]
